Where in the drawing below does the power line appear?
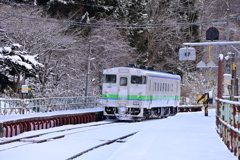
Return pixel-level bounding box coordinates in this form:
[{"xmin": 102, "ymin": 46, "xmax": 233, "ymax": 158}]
[
  {"xmin": 71, "ymin": 1, "xmax": 204, "ymax": 13},
  {"xmin": 2, "ymin": 0, "xmax": 240, "ymax": 15},
  {"xmin": 1, "ymin": 11, "xmax": 237, "ymax": 29},
  {"xmin": 1, "ymin": 1, "xmax": 202, "ymax": 12},
  {"xmin": 39, "ymin": 1, "xmax": 240, "ymax": 14}
]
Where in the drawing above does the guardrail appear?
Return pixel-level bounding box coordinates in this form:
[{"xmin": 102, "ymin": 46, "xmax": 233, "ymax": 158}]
[
  {"xmin": 216, "ymin": 98, "xmax": 240, "ymax": 159},
  {"xmin": 0, "ymin": 96, "xmax": 101, "ymax": 116}
]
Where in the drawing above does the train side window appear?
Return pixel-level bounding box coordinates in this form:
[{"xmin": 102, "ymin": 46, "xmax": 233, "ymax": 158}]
[
  {"xmin": 131, "ymin": 75, "xmax": 147, "ymax": 84},
  {"xmin": 143, "ymin": 76, "xmax": 147, "ymax": 84},
  {"xmin": 103, "ymin": 74, "xmax": 116, "ymax": 83},
  {"xmin": 120, "ymin": 77, "xmax": 127, "ymax": 86}
]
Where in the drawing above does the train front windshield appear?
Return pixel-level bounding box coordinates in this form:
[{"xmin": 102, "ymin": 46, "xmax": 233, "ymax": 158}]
[{"xmin": 103, "ymin": 74, "xmax": 116, "ymax": 83}]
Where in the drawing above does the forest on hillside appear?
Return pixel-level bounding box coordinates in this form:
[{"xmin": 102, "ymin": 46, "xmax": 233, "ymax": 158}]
[{"xmin": 0, "ymin": 0, "xmax": 240, "ymax": 103}]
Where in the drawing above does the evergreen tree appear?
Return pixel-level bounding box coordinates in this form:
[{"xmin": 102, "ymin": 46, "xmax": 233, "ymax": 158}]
[{"xmin": 0, "ymin": 44, "xmax": 43, "ymax": 94}]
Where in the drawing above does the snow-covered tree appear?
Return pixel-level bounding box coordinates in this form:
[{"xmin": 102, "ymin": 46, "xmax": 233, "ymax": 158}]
[
  {"xmin": 0, "ymin": 4, "xmax": 136, "ymax": 97},
  {"xmin": 0, "ymin": 44, "xmax": 43, "ymax": 95},
  {"xmin": 0, "ymin": 5, "xmax": 79, "ymax": 97},
  {"xmin": 87, "ymin": 19, "xmax": 135, "ymax": 94}
]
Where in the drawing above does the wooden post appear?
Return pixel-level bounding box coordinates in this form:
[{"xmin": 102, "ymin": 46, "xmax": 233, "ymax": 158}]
[{"xmin": 0, "ymin": 123, "xmax": 3, "ymax": 138}]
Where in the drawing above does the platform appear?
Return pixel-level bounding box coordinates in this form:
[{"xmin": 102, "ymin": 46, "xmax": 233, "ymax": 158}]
[
  {"xmin": 0, "ymin": 108, "xmax": 104, "ymax": 137},
  {"xmin": 107, "ymin": 109, "xmax": 237, "ymax": 160}
]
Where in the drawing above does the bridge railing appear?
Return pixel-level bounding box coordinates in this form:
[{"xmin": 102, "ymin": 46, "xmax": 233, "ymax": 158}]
[
  {"xmin": 216, "ymin": 98, "xmax": 240, "ymax": 159},
  {"xmin": 0, "ymin": 96, "xmax": 101, "ymax": 116}
]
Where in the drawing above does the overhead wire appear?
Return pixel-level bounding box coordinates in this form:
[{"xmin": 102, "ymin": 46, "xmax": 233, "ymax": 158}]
[
  {"xmin": 1, "ymin": 1, "xmax": 239, "ymax": 28},
  {"xmin": 46, "ymin": 1, "xmax": 240, "ymax": 13},
  {"xmin": 0, "ymin": 11, "xmax": 237, "ymax": 29}
]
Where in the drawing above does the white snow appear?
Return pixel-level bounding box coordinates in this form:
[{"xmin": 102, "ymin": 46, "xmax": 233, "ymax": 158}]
[
  {"xmin": 12, "ymin": 43, "xmax": 22, "ymax": 48},
  {"xmin": 218, "ymin": 98, "xmax": 240, "ymax": 105},
  {"xmin": 21, "ymin": 55, "xmax": 44, "ymax": 67},
  {"xmin": 0, "ymin": 44, "xmax": 44, "ymax": 71},
  {"xmin": 0, "ymin": 108, "xmax": 104, "ymax": 123},
  {"xmin": 0, "ymin": 47, "xmax": 11, "ymax": 53},
  {"xmin": 107, "ymin": 109, "xmax": 237, "ymax": 160},
  {"xmin": 0, "ymin": 109, "xmax": 237, "ymax": 160},
  {"xmin": 219, "ymin": 54, "xmax": 224, "ymax": 60},
  {"xmin": 3, "ymin": 47, "xmax": 11, "ymax": 53},
  {"xmin": 5, "ymin": 55, "xmax": 33, "ymax": 70}
]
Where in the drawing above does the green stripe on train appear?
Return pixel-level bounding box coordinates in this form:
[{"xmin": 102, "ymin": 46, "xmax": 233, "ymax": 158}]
[{"xmin": 102, "ymin": 94, "xmax": 180, "ymax": 100}]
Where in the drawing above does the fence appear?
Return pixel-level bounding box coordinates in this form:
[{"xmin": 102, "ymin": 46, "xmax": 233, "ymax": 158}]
[
  {"xmin": 0, "ymin": 96, "xmax": 101, "ymax": 116},
  {"xmin": 216, "ymin": 98, "xmax": 240, "ymax": 159}
]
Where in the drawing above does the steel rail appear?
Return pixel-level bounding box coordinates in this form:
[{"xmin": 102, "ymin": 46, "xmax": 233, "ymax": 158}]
[
  {"xmin": 66, "ymin": 131, "xmax": 138, "ymax": 160},
  {"xmin": 0, "ymin": 121, "xmax": 116, "ymax": 146}
]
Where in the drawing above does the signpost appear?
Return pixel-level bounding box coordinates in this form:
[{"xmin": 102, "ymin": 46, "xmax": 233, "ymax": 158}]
[
  {"xmin": 179, "ymin": 47, "xmax": 196, "ymax": 61},
  {"xmin": 21, "ymin": 85, "xmax": 31, "ymax": 94}
]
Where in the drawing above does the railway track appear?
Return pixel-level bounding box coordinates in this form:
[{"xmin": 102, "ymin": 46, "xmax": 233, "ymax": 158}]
[
  {"xmin": 0, "ymin": 120, "xmax": 118, "ymax": 151},
  {"xmin": 0, "ymin": 118, "xmax": 161, "ymax": 160},
  {"xmin": 66, "ymin": 131, "xmax": 138, "ymax": 160}
]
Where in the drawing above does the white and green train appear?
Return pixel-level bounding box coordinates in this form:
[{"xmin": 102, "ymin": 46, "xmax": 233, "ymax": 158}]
[{"xmin": 101, "ymin": 66, "xmax": 181, "ymax": 121}]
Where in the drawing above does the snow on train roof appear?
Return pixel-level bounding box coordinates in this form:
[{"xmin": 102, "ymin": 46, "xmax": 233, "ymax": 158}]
[{"xmin": 103, "ymin": 67, "xmax": 181, "ymax": 79}]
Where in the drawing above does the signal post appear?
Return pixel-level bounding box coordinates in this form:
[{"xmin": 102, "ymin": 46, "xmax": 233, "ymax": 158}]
[{"xmin": 180, "ymin": 41, "xmax": 240, "ymax": 116}]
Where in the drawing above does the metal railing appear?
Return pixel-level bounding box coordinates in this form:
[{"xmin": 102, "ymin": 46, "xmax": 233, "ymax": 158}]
[
  {"xmin": 0, "ymin": 96, "xmax": 101, "ymax": 116},
  {"xmin": 216, "ymin": 98, "xmax": 240, "ymax": 159}
]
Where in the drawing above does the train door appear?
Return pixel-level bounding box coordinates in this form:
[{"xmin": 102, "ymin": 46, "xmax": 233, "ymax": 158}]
[
  {"xmin": 175, "ymin": 81, "xmax": 180, "ymax": 106},
  {"xmin": 118, "ymin": 77, "xmax": 129, "ymax": 102},
  {"xmin": 147, "ymin": 78, "xmax": 152, "ymax": 108}
]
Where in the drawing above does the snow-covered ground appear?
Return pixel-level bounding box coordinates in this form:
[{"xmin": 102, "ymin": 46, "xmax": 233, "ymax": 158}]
[
  {"xmin": 107, "ymin": 109, "xmax": 237, "ymax": 160},
  {"xmin": 0, "ymin": 109, "xmax": 237, "ymax": 160}
]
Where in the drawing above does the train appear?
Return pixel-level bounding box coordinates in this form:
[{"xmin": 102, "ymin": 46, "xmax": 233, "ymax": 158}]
[{"xmin": 101, "ymin": 66, "xmax": 181, "ymax": 121}]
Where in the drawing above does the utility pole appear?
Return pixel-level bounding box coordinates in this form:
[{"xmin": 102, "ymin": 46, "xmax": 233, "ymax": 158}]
[
  {"xmin": 217, "ymin": 54, "xmax": 224, "ymax": 126},
  {"xmin": 85, "ymin": 41, "xmax": 91, "ymax": 97},
  {"xmin": 226, "ymin": 1, "xmax": 230, "ymax": 74},
  {"xmin": 226, "ymin": 1, "xmax": 230, "ymax": 43}
]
